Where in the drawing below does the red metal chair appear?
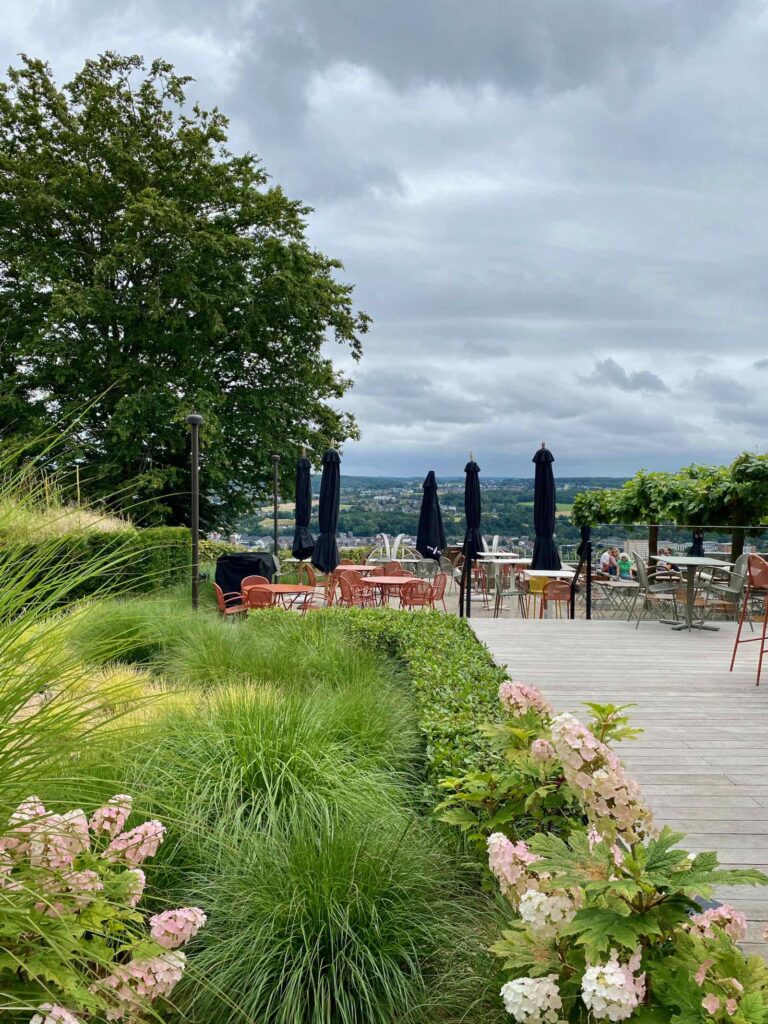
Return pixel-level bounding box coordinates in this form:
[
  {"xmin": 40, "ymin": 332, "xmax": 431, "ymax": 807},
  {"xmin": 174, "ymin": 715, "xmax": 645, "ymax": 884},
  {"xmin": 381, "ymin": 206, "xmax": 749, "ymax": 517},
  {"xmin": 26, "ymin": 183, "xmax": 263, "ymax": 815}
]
[
  {"xmin": 241, "ymin": 574, "xmax": 270, "ymax": 592},
  {"xmin": 430, "ymin": 572, "xmax": 448, "ymax": 612},
  {"xmin": 539, "ymin": 580, "xmax": 572, "ymax": 619},
  {"xmin": 382, "ymin": 561, "xmax": 402, "ymax": 575},
  {"xmin": 399, "ymin": 579, "xmax": 434, "ymax": 610},
  {"xmin": 214, "ymin": 583, "xmax": 248, "ymax": 617},
  {"xmin": 730, "ymin": 554, "xmax": 768, "ymax": 686},
  {"xmin": 243, "ymin": 585, "xmax": 277, "ymax": 610},
  {"xmin": 337, "ymin": 573, "xmax": 377, "ymax": 608}
]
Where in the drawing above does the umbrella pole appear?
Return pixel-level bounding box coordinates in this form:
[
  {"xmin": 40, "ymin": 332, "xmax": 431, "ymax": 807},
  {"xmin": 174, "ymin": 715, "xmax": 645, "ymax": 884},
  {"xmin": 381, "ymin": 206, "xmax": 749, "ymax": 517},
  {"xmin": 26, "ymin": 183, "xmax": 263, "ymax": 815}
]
[{"xmin": 466, "ymin": 557, "xmax": 472, "ymax": 618}]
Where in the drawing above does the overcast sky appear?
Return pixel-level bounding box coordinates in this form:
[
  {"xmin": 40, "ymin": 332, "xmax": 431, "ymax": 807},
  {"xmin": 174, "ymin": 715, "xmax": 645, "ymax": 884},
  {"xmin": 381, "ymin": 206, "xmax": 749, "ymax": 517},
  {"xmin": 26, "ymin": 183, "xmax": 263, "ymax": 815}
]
[{"xmin": 3, "ymin": 1, "xmax": 768, "ymax": 477}]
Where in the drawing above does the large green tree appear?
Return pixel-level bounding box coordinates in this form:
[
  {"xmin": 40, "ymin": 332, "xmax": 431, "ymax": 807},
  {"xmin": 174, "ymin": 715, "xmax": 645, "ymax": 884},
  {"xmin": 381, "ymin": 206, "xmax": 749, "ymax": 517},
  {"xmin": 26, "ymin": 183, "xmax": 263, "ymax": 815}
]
[{"xmin": 0, "ymin": 53, "xmax": 369, "ymax": 527}]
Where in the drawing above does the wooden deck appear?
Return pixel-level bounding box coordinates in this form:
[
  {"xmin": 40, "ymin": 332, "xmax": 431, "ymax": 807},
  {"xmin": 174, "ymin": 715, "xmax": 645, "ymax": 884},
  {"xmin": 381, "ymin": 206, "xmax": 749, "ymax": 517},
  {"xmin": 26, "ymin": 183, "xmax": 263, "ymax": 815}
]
[{"xmin": 470, "ymin": 617, "xmax": 768, "ymax": 956}]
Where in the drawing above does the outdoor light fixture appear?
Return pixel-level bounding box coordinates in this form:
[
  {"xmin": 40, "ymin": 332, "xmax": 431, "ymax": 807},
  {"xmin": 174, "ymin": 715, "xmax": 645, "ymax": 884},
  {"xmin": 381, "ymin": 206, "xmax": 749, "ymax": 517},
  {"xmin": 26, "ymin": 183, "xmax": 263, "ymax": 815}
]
[{"xmin": 186, "ymin": 413, "xmax": 204, "ymax": 609}]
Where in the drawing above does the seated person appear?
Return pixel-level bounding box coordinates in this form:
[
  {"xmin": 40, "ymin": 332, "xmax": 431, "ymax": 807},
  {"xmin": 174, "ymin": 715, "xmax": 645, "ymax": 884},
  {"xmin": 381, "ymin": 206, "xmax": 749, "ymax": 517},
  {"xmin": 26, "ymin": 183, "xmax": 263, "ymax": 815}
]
[
  {"xmin": 655, "ymin": 546, "xmax": 680, "ymax": 574},
  {"xmin": 617, "ymin": 552, "xmax": 633, "ymax": 579},
  {"xmin": 599, "ymin": 547, "xmax": 619, "ymax": 576}
]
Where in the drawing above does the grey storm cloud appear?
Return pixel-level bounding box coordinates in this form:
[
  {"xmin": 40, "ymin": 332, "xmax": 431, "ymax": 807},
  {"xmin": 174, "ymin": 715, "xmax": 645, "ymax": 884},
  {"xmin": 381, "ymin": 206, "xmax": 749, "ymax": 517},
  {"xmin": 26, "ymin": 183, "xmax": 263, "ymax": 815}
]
[
  {"xmin": 1, "ymin": 0, "xmax": 767, "ymax": 475},
  {"xmin": 580, "ymin": 359, "xmax": 668, "ymax": 393}
]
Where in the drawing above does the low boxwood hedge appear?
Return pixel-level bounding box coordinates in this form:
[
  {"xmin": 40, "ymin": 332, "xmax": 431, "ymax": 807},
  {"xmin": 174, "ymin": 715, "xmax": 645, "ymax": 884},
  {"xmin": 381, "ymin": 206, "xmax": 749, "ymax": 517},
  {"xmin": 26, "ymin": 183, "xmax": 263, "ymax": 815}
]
[{"xmin": 339, "ymin": 609, "xmax": 508, "ymax": 789}]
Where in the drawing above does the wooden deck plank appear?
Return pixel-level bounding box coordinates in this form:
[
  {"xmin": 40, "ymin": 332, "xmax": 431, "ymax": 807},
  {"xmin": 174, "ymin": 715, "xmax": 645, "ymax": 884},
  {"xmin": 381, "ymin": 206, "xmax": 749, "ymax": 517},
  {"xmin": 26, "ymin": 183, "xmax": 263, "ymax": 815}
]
[{"xmin": 469, "ymin": 618, "xmax": 768, "ymax": 957}]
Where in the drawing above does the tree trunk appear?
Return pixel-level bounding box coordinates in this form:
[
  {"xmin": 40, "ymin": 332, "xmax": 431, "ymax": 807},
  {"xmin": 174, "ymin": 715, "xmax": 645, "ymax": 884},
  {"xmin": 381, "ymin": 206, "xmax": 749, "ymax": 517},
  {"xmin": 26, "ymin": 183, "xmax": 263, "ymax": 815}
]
[
  {"xmin": 648, "ymin": 524, "xmax": 659, "ymax": 560},
  {"xmin": 731, "ymin": 527, "xmax": 745, "ymax": 562}
]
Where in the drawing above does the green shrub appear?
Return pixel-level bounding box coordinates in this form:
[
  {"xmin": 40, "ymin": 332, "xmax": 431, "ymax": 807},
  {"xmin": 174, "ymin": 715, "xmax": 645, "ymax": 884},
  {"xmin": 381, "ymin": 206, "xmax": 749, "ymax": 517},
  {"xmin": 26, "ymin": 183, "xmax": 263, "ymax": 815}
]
[
  {"xmin": 199, "ymin": 537, "xmax": 245, "ymax": 562},
  {"xmin": 338, "ymin": 609, "xmax": 508, "ymax": 788},
  {"xmin": 0, "ymin": 525, "xmax": 191, "ymax": 603}
]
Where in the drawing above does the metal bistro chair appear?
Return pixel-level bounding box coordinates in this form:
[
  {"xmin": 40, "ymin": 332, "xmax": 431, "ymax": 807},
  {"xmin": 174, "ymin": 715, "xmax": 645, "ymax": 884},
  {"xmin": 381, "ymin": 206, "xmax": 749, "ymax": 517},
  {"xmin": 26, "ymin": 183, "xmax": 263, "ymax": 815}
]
[
  {"xmin": 730, "ymin": 554, "xmax": 768, "ymax": 686},
  {"xmin": 430, "ymin": 572, "xmax": 449, "ymax": 613},
  {"xmin": 399, "ymin": 578, "xmax": 435, "ymax": 611},
  {"xmin": 439, "ymin": 556, "xmax": 462, "ymax": 592},
  {"xmin": 628, "ymin": 553, "xmax": 679, "ymax": 629},
  {"xmin": 539, "ymin": 579, "xmax": 572, "ymax": 619},
  {"xmin": 698, "ymin": 553, "xmax": 748, "ymax": 622},
  {"xmin": 214, "ymin": 583, "xmax": 249, "ymax": 618},
  {"xmin": 240, "ymin": 574, "xmax": 270, "ymax": 595},
  {"xmin": 337, "ymin": 572, "xmax": 377, "ymax": 609},
  {"xmin": 492, "ymin": 565, "xmax": 527, "ymax": 619},
  {"xmin": 243, "ymin": 585, "xmax": 277, "ymax": 610}
]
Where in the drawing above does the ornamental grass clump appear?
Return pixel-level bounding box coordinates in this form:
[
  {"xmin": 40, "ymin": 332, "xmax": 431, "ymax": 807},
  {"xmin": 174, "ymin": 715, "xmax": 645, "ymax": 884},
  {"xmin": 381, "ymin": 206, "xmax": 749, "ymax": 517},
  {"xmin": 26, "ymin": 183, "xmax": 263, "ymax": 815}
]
[{"xmin": 0, "ymin": 794, "xmax": 205, "ymax": 1023}]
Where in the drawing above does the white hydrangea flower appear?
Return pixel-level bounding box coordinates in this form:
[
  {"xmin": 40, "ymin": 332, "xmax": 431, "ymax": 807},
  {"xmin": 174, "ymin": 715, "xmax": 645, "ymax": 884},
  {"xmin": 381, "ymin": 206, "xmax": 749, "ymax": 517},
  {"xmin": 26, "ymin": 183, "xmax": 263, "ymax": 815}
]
[
  {"xmin": 500, "ymin": 974, "xmax": 564, "ymax": 1023},
  {"xmin": 581, "ymin": 949, "xmax": 645, "ymax": 1021},
  {"xmin": 518, "ymin": 889, "xmax": 577, "ymax": 939}
]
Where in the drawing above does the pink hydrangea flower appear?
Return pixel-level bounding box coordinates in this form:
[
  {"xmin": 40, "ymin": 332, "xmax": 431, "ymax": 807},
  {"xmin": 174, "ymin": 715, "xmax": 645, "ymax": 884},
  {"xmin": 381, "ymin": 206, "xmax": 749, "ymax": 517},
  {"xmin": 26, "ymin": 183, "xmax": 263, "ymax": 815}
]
[
  {"xmin": 104, "ymin": 820, "xmax": 165, "ymax": 867},
  {"xmin": 4, "ymin": 796, "xmax": 48, "ymax": 859},
  {"xmin": 550, "ymin": 713, "xmax": 655, "ymax": 843},
  {"xmin": 89, "ymin": 795, "xmax": 132, "ymax": 839},
  {"xmin": 702, "ymin": 994, "xmax": 721, "ymax": 1015},
  {"xmin": 101, "ymin": 951, "xmax": 186, "ymax": 1018},
  {"xmin": 487, "ymin": 832, "xmax": 540, "ymax": 904},
  {"xmin": 688, "ymin": 905, "xmax": 748, "ymax": 943},
  {"xmin": 29, "ymin": 810, "xmax": 90, "ymax": 871},
  {"xmin": 124, "ymin": 867, "xmax": 146, "ymax": 908},
  {"xmin": 695, "ymin": 959, "xmax": 714, "ymax": 986},
  {"xmin": 499, "ymin": 681, "xmax": 552, "ymax": 717},
  {"xmin": 726, "ymin": 999, "xmax": 738, "ymax": 1015},
  {"xmin": 530, "ymin": 738, "xmax": 555, "ymax": 763},
  {"xmin": 30, "ymin": 1006, "xmax": 82, "ymax": 1024},
  {"xmin": 149, "ymin": 907, "xmax": 207, "ymax": 949}
]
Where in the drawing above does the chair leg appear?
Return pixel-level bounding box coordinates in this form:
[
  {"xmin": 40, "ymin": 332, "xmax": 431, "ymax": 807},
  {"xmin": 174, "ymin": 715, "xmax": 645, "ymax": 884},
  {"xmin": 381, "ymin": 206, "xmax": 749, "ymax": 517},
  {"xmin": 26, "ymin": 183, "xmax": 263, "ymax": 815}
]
[
  {"xmin": 757, "ymin": 609, "xmax": 768, "ymax": 687},
  {"xmin": 731, "ymin": 586, "xmax": 751, "ymax": 671}
]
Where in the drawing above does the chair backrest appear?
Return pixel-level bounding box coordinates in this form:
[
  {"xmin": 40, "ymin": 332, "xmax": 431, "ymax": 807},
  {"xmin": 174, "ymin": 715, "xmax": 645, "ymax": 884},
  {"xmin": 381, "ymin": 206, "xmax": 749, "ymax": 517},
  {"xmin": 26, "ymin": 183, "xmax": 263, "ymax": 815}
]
[
  {"xmin": 439, "ymin": 556, "xmax": 458, "ymax": 578},
  {"xmin": 241, "ymin": 574, "xmax": 269, "ymax": 590},
  {"xmin": 431, "ymin": 573, "xmax": 447, "ymax": 600},
  {"xmin": 337, "ymin": 575, "xmax": 354, "ymax": 605},
  {"xmin": 213, "ymin": 583, "xmax": 228, "ymax": 612},
  {"xmin": 339, "ymin": 558, "xmax": 355, "ymax": 565},
  {"xmin": 631, "ymin": 553, "xmax": 649, "ymax": 588},
  {"xmin": 401, "ymin": 579, "xmax": 433, "ymax": 606},
  {"xmin": 543, "ymin": 580, "xmax": 571, "ymax": 603},
  {"xmin": 297, "ymin": 562, "xmax": 317, "ymax": 587},
  {"xmin": 383, "ymin": 561, "xmax": 402, "ymax": 575},
  {"xmin": 244, "ymin": 585, "xmax": 275, "ymax": 609},
  {"xmin": 747, "ymin": 554, "xmax": 768, "ymax": 590},
  {"xmin": 388, "ymin": 569, "xmax": 414, "ymax": 577}
]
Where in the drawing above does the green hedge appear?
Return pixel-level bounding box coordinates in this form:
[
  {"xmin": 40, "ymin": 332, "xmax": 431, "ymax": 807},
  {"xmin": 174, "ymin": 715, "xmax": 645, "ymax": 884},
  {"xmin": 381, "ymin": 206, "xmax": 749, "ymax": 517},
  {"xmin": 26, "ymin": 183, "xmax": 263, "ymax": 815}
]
[
  {"xmin": 0, "ymin": 527, "xmax": 191, "ymax": 602},
  {"xmin": 338, "ymin": 609, "xmax": 508, "ymax": 789}
]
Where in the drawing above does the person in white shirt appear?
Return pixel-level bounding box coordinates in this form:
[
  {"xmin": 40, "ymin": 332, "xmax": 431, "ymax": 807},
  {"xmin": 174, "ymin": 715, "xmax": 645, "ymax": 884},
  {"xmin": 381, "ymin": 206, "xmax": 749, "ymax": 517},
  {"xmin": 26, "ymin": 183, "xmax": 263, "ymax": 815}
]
[{"xmin": 599, "ymin": 547, "xmax": 619, "ymax": 576}]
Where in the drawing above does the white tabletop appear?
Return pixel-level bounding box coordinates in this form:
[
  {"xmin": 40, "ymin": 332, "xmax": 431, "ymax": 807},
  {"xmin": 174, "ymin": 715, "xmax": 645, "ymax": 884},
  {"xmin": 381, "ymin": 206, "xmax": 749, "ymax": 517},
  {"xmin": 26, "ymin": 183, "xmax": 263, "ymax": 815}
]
[
  {"xmin": 650, "ymin": 556, "xmax": 732, "ymax": 568},
  {"xmin": 524, "ymin": 568, "xmax": 575, "ymax": 578},
  {"xmin": 478, "ymin": 551, "xmax": 520, "ymax": 559},
  {"xmin": 367, "ymin": 557, "xmax": 422, "ymax": 564}
]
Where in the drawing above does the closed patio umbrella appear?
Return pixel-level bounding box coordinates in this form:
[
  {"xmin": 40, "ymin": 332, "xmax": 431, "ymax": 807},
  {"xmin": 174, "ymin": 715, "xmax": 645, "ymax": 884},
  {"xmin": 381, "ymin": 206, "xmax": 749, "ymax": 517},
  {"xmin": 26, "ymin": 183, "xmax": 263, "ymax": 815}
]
[
  {"xmin": 416, "ymin": 470, "xmax": 446, "ymax": 561},
  {"xmin": 459, "ymin": 457, "xmax": 482, "ymax": 618},
  {"xmin": 531, "ymin": 443, "xmax": 562, "ymax": 570},
  {"xmin": 311, "ymin": 448, "xmax": 341, "ymax": 574},
  {"xmin": 291, "ymin": 455, "xmax": 314, "ymax": 561}
]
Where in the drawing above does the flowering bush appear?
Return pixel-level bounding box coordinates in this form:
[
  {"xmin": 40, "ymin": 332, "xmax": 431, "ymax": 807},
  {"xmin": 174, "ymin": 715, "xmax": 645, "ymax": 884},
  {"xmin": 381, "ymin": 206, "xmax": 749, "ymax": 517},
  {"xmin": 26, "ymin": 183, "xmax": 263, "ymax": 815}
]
[
  {"xmin": 0, "ymin": 794, "xmax": 206, "ymax": 1023},
  {"xmin": 436, "ymin": 683, "xmax": 641, "ymax": 851}
]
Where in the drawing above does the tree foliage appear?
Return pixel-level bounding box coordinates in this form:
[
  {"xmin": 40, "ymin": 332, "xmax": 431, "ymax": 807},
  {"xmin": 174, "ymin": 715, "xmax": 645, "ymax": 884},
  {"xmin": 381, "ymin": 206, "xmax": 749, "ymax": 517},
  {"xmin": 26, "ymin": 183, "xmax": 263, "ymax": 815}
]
[{"xmin": 0, "ymin": 53, "xmax": 369, "ymax": 528}]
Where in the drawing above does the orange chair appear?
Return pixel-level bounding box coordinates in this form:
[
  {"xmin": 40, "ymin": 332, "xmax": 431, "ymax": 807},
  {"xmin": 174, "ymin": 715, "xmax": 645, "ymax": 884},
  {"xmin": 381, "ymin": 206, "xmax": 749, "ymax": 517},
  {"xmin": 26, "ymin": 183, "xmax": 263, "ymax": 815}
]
[
  {"xmin": 244, "ymin": 585, "xmax": 277, "ymax": 610},
  {"xmin": 382, "ymin": 561, "xmax": 402, "ymax": 575},
  {"xmin": 241, "ymin": 574, "xmax": 270, "ymax": 592},
  {"xmin": 399, "ymin": 579, "xmax": 434, "ymax": 610},
  {"xmin": 430, "ymin": 572, "xmax": 448, "ymax": 612},
  {"xmin": 337, "ymin": 573, "xmax": 377, "ymax": 608},
  {"xmin": 539, "ymin": 580, "xmax": 572, "ymax": 619},
  {"xmin": 214, "ymin": 583, "xmax": 248, "ymax": 617},
  {"xmin": 296, "ymin": 562, "xmax": 317, "ymax": 586},
  {"xmin": 730, "ymin": 554, "xmax": 768, "ymax": 686},
  {"xmin": 339, "ymin": 558, "xmax": 355, "ymax": 565}
]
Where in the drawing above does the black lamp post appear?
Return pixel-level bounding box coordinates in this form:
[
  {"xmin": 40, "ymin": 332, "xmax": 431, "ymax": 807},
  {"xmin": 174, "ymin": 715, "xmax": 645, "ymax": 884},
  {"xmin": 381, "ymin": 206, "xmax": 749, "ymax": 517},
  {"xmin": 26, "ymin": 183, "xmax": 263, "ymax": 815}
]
[
  {"xmin": 272, "ymin": 453, "xmax": 280, "ymax": 567},
  {"xmin": 186, "ymin": 413, "xmax": 204, "ymax": 609}
]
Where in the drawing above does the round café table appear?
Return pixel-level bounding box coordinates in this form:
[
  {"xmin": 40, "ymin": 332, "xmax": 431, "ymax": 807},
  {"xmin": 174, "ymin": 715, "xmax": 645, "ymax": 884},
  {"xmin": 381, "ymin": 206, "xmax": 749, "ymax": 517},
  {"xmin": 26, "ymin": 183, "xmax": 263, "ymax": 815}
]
[{"xmin": 361, "ymin": 574, "xmax": 415, "ymax": 606}]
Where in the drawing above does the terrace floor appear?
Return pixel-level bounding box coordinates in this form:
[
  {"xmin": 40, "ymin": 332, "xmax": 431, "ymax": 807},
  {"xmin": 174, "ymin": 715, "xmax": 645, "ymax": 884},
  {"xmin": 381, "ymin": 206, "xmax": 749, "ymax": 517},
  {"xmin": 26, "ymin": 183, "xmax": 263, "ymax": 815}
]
[{"xmin": 469, "ymin": 616, "xmax": 768, "ymax": 957}]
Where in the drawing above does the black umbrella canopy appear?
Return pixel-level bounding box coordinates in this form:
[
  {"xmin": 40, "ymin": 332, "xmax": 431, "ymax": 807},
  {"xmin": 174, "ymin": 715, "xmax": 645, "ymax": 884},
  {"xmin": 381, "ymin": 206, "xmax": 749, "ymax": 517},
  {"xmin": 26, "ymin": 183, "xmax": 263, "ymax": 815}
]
[
  {"xmin": 531, "ymin": 444, "xmax": 562, "ymax": 570},
  {"xmin": 311, "ymin": 449, "xmax": 341, "ymax": 574},
  {"xmin": 416, "ymin": 470, "xmax": 446, "ymax": 561},
  {"xmin": 291, "ymin": 455, "xmax": 314, "ymax": 560},
  {"xmin": 463, "ymin": 459, "xmax": 483, "ymax": 563}
]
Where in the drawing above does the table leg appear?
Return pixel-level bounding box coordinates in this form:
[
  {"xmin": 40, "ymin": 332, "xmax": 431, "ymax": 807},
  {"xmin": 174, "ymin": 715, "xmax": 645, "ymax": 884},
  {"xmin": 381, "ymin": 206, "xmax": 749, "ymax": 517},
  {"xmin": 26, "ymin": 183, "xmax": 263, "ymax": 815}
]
[{"xmin": 671, "ymin": 565, "xmax": 719, "ymax": 631}]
